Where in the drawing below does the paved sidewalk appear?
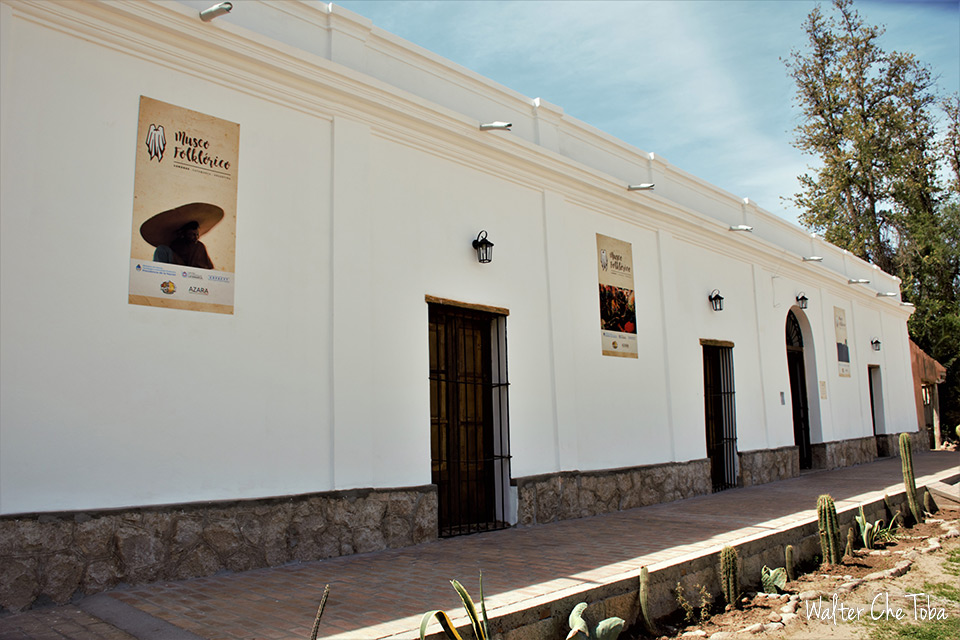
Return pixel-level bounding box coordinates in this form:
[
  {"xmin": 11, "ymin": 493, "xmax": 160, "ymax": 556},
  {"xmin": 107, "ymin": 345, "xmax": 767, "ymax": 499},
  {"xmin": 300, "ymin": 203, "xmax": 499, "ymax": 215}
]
[{"xmin": 1, "ymin": 451, "xmax": 957, "ymax": 640}]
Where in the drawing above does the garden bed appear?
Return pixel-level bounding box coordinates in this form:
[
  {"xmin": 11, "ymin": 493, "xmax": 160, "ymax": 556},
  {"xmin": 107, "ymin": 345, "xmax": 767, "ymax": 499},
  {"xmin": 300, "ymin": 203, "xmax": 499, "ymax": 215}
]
[{"xmin": 624, "ymin": 508, "xmax": 960, "ymax": 640}]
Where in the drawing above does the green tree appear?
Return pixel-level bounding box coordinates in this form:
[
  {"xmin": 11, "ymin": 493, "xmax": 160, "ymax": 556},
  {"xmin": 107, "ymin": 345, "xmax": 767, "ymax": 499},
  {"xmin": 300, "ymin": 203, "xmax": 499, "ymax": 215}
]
[{"xmin": 785, "ymin": 0, "xmax": 960, "ymax": 428}]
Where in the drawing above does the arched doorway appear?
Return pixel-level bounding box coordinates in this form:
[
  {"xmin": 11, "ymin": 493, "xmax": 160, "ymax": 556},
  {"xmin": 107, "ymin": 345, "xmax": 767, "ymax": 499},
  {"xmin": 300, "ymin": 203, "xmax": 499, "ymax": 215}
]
[{"xmin": 786, "ymin": 311, "xmax": 812, "ymax": 469}]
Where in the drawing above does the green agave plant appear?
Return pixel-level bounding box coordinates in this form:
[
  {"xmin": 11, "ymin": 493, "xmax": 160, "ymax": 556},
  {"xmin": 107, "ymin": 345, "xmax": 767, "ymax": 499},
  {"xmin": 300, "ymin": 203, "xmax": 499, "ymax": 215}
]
[
  {"xmin": 855, "ymin": 504, "xmax": 885, "ymax": 550},
  {"xmin": 419, "ymin": 574, "xmax": 490, "ymax": 640},
  {"xmin": 760, "ymin": 565, "xmax": 787, "ymax": 594}
]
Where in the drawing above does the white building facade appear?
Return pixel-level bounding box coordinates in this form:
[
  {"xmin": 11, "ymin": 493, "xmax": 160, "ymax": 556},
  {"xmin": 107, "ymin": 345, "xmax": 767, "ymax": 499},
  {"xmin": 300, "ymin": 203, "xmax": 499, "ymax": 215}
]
[{"xmin": 0, "ymin": 0, "xmax": 920, "ymax": 611}]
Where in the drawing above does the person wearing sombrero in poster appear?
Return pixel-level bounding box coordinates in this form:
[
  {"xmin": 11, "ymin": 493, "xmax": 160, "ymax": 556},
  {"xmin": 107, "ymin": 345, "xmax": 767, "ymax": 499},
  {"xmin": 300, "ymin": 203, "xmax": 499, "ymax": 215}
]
[{"xmin": 140, "ymin": 202, "xmax": 223, "ymax": 269}]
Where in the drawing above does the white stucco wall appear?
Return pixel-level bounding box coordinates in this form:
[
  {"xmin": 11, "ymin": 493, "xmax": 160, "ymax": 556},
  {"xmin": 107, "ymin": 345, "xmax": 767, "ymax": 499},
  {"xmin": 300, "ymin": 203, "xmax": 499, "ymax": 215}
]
[{"xmin": 0, "ymin": 0, "xmax": 918, "ymax": 516}]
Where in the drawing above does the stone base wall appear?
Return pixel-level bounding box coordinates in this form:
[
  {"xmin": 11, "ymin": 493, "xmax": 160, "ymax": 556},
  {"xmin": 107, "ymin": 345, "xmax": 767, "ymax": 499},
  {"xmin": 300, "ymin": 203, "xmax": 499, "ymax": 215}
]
[
  {"xmin": 515, "ymin": 459, "xmax": 711, "ymax": 526},
  {"xmin": 810, "ymin": 435, "xmax": 878, "ymax": 471},
  {"xmin": 875, "ymin": 430, "xmax": 932, "ymax": 458},
  {"xmin": 739, "ymin": 446, "xmax": 800, "ymax": 487},
  {"xmin": 0, "ymin": 485, "xmax": 437, "ymax": 613}
]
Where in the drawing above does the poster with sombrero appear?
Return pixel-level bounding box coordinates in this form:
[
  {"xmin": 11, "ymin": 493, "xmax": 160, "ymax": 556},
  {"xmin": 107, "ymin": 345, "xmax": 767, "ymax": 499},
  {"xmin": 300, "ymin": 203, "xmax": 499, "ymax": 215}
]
[{"xmin": 129, "ymin": 96, "xmax": 239, "ymax": 314}]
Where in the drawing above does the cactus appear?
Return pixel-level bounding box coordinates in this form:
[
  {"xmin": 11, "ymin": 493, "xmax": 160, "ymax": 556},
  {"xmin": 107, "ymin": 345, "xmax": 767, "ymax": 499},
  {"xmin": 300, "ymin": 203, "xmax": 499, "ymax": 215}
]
[
  {"xmin": 924, "ymin": 490, "xmax": 937, "ymax": 516},
  {"xmin": 720, "ymin": 546, "xmax": 740, "ymax": 607},
  {"xmin": 638, "ymin": 566, "xmax": 657, "ymax": 635},
  {"xmin": 785, "ymin": 545, "xmax": 795, "ymax": 582},
  {"xmin": 567, "ymin": 602, "xmax": 625, "ymax": 640},
  {"xmin": 899, "ymin": 433, "xmax": 921, "ymax": 524},
  {"xmin": 817, "ymin": 494, "xmax": 842, "ymax": 565}
]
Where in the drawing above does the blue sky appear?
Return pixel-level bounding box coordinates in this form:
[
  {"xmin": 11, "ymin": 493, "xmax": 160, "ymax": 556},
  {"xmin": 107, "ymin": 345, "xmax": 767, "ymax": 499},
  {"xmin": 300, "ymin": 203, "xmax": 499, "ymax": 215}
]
[{"xmin": 335, "ymin": 0, "xmax": 959, "ymax": 226}]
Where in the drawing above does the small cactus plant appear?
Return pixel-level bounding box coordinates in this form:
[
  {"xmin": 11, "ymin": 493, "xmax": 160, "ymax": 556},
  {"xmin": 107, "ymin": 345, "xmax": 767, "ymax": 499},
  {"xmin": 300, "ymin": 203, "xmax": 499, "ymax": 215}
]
[
  {"xmin": 566, "ymin": 602, "xmax": 625, "ymax": 640},
  {"xmin": 900, "ymin": 433, "xmax": 921, "ymax": 524},
  {"xmin": 720, "ymin": 545, "xmax": 740, "ymax": 607},
  {"xmin": 785, "ymin": 545, "xmax": 795, "ymax": 582},
  {"xmin": 817, "ymin": 494, "xmax": 842, "ymax": 565},
  {"xmin": 924, "ymin": 490, "xmax": 937, "ymax": 515},
  {"xmin": 638, "ymin": 566, "xmax": 657, "ymax": 635}
]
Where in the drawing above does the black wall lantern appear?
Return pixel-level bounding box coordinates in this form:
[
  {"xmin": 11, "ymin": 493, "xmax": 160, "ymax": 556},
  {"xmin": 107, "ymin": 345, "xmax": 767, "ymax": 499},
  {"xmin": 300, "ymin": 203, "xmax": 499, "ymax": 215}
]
[
  {"xmin": 472, "ymin": 230, "xmax": 494, "ymax": 263},
  {"xmin": 709, "ymin": 289, "xmax": 724, "ymax": 311},
  {"xmin": 871, "ymin": 338, "xmax": 881, "ymax": 351},
  {"xmin": 796, "ymin": 292, "xmax": 809, "ymax": 309}
]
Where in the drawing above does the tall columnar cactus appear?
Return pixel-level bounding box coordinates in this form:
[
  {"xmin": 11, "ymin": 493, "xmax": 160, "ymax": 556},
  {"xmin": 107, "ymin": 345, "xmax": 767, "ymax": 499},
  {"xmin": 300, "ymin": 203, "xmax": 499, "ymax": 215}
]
[
  {"xmin": 817, "ymin": 494, "xmax": 842, "ymax": 565},
  {"xmin": 785, "ymin": 545, "xmax": 795, "ymax": 582},
  {"xmin": 638, "ymin": 566, "xmax": 657, "ymax": 635},
  {"xmin": 899, "ymin": 433, "xmax": 921, "ymax": 524},
  {"xmin": 720, "ymin": 546, "xmax": 740, "ymax": 607}
]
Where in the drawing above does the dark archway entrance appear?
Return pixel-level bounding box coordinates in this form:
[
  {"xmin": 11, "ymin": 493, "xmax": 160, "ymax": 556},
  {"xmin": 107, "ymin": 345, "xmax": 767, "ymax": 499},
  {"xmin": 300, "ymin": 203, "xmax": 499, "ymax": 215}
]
[{"xmin": 786, "ymin": 311, "xmax": 812, "ymax": 469}]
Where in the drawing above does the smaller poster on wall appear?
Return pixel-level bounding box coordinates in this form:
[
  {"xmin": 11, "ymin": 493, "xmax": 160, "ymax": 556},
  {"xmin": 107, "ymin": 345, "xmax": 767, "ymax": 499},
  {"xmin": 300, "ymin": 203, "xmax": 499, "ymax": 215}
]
[
  {"xmin": 597, "ymin": 233, "xmax": 638, "ymax": 358},
  {"xmin": 128, "ymin": 96, "xmax": 239, "ymax": 314},
  {"xmin": 834, "ymin": 306, "xmax": 851, "ymax": 377}
]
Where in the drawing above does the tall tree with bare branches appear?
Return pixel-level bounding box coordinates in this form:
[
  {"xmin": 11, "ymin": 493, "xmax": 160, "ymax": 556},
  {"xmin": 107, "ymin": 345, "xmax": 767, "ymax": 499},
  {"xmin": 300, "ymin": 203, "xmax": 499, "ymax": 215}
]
[{"xmin": 786, "ymin": 0, "xmax": 960, "ymax": 427}]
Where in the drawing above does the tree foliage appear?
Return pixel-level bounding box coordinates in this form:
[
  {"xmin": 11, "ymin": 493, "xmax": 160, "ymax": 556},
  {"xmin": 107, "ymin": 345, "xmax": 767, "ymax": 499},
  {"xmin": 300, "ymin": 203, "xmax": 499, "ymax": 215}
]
[{"xmin": 786, "ymin": 0, "xmax": 960, "ymax": 427}]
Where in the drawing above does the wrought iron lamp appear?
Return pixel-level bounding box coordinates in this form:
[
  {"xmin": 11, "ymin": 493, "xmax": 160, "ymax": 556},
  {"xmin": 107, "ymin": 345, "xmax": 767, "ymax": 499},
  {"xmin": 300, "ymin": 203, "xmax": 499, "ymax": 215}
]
[
  {"xmin": 871, "ymin": 338, "xmax": 881, "ymax": 351},
  {"xmin": 472, "ymin": 230, "xmax": 494, "ymax": 263},
  {"xmin": 709, "ymin": 289, "xmax": 724, "ymax": 312},
  {"xmin": 796, "ymin": 293, "xmax": 808, "ymax": 309}
]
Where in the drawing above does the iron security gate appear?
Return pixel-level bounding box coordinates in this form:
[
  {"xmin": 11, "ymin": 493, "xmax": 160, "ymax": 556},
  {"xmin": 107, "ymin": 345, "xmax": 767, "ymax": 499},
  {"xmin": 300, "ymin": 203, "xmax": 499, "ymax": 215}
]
[
  {"xmin": 703, "ymin": 343, "xmax": 738, "ymax": 491},
  {"xmin": 428, "ymin": 303, "xmax": 511, "ymax": 537}
]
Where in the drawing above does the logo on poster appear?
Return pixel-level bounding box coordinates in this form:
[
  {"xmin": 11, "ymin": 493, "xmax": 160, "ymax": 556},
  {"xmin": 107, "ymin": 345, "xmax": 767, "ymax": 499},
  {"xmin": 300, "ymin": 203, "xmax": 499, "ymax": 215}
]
[
  {"xmin": 160, "ymin": 281, "xmax": 176, "ymax": 295},
  {"xmin": 207, "ymin": 274, "xmax": 230, "ymax": 283},
  {"xmin": 145, "ymin": 124, "xmax": 166, "ymax": 162},
  {"xmin": 182, "ymin": 271, "xmax": 203, "ymax": 279},
  {"xmin": 188, "ymin": 286, "xmax": 209, "ymax": 296},
  {"xmin": 600, "ymin": 249, "xmax": 608, "ymax": 271}
]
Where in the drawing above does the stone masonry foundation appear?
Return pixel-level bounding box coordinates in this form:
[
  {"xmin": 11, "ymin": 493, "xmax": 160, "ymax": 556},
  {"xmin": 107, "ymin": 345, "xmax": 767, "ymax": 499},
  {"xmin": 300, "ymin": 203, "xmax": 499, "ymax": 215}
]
[
  {"xmin": 515, "ymin": 459, "xmax": 712, "ymax": 526},
  {"xmin": 810, "ymin": 435, "xmax": 878, "ymax": 470},
  {"xmin": 875, "ymin": 430, "xmax": 932, "ymax": 459},
  {"xmin": 738, "ymin": 446, "xmax": 800, "ymax": 487},
  {"xmin": 0, "ymin": 485, "xmax": 437, "ymax": 613}
]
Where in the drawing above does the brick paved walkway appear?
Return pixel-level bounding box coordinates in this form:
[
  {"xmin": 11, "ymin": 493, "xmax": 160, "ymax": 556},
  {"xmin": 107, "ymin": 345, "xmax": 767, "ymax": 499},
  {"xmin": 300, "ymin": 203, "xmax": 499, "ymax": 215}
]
[{"xmin": 1, "ymin": 451, "xmax": 956, "ymax": 640}]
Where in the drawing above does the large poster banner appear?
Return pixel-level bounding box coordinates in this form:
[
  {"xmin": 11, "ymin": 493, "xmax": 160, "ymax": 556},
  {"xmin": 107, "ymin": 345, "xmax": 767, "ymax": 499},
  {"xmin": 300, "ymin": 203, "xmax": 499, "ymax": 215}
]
[
  {"xmin": 834, "ymin": 306, "xmax": 851, "ymax": 377},
  {"xmin": 597, "ymin": 233, "xmax": 638, "ymax": 358},
  {"xmin": 129, "ymin": 96, "xmax": 239, "ymax": 314}
]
